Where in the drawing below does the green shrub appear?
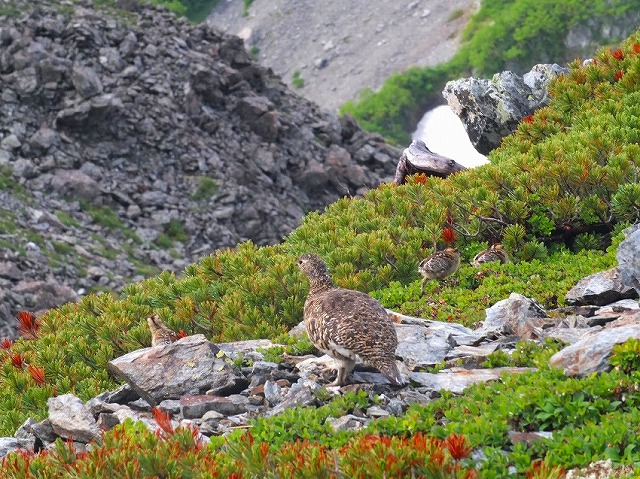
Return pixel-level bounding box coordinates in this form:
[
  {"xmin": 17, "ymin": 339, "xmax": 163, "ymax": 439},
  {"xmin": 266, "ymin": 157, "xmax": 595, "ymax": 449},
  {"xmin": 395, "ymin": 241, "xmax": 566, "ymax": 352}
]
[
  {"xmin": 164, "ymin": 218, "xmax": 188, "ymax": 242},
  {"xmin": 241, "ymin": 0, "xmax": 254, "ymax": 17},
  {"xmin": 611, "ymin": 338, "xmax": 640, "ymax": 374},
  {"xmin": 340, "ymin": 64, "xmax": 456, "ymax": 145}
]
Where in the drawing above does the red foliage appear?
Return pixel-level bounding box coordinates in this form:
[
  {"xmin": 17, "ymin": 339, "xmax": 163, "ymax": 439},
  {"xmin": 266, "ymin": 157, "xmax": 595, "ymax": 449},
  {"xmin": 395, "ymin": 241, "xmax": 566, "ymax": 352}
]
[
  {"xmin": 522, "ymin": 114, "xmax": 534, "ymax": 124},
  {"xmin": 412, "ymin": 173, "xmax": 428, "ymax": 185},
  {"xmin": 10, "ymin": 353, "xmax": 25, "ymax": 369},
  {"xmin": 27, "ymin": 364, "xmax": 45, "ymax": 386},
  {"xmin": 612, "ymin": 48, "xmax": 624, "ymax": 60},
  {"xmin": 1, "ymin": 338, "xmax": 12, "ymax": 349},
  {"xmin": 177, "ymin": 329, "xmax": 188, "ymax": 339},
  {"xmin": 17, "ymin": 311, "xmax": 39, "ymax": 339},
  {"xmin": 634, "ymin": 43, "xmax": 640, "ymax": 54},
  {"xmin": 260, "ymin": 442, "xmax": 269, "ymax": 459},
  {"xmin": 614, "ymin": 70, "xmax": 624, "ymax": 81},
  {"xmin": 152, "ymin": 407, "xmax": 174, "ymax": 435},
  {"xmin": 441, "ymin": 227, "xmax": 456, "ymax": 245},
  {"xmin": 443, "ymin": 433, "xmax": 472, "ymax": 460}
]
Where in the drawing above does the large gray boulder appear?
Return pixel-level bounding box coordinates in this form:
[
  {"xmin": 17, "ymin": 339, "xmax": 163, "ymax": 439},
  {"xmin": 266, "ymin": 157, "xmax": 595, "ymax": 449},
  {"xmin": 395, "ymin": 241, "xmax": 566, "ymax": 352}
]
[
  {"xmin": 108, "ymin": 334, "xmax": 248, "ymax": 406},
  {"xmin": 550, "ymin": 312, "xmax": 640, "ymax": 376},
  {"xmin": 443, "ymin": 64, "xmax": 568, "ymax": 154},
  {"xmin": 565, "ymin": 267, "xmax": 637, "ymax": 306},
  {"xmin": 617, "ymin": 224, "xmax": 640, "ymax": 297}
]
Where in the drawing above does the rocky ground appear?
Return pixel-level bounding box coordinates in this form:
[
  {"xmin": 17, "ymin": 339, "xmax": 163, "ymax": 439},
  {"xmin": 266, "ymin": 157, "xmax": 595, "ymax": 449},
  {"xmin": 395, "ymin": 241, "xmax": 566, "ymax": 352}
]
[
  {"xmin": 208, "ymin": 0, "xmax": 480, "ymax": 112},
  {"xmin": 0, "ymin": 0, "xmax": 403, "ymax": 336}
]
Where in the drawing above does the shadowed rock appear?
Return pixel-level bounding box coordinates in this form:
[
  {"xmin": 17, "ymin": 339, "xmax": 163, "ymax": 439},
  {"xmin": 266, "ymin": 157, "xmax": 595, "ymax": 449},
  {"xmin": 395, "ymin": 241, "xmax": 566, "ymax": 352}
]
[
  {"xmin": 565, "ymin": 267, "xmax": 638, "ymax": 306},
  {"xmin": 617, "ymin": 225, "xmax": 640, "ymax": 297}
]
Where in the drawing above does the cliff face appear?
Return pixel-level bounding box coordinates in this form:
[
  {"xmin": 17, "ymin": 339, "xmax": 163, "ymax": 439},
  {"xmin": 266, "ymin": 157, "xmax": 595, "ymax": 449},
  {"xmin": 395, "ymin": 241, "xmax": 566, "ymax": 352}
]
[{"xmin": 0, "ymin": 0, "xmax": 401, "ymax": 336}]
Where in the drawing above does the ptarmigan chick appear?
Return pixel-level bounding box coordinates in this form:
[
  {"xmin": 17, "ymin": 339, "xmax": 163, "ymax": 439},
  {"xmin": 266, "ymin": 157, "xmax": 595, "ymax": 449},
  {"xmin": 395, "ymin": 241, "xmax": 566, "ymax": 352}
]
[
  {"xmin": 297, "ymin": 253, "xmax": 404, "ymax": 387},
  {"xmin": 418, "ymin": 247, "xmax": 461, "ymax": 294},
  {"xmin": 147, "ymin": 314, "xmax": 179, "ymax": 347},
  {"xmin": 471, "ymin": 244, "xmax": 510, "ymax": 267}
]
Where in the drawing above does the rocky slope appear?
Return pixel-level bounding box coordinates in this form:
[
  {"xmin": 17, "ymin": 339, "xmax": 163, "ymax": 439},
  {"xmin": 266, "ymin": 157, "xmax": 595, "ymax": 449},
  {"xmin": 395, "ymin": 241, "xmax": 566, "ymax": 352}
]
[
  {"xmin": 208, "ymin": 0, "xmax": 479, "ymax": 112},
  {"xmin": 0, "ymin": 0, "xmax": 401, "ymax": 337}
]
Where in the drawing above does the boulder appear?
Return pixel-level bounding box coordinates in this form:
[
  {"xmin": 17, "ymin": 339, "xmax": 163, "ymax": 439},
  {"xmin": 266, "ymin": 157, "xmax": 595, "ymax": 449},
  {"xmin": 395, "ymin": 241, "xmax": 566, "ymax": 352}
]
[
  {"xmin": 617, "ymin": 225, "xmax": 640, "ymax": 297},
  {"xmin": 477, "ymin": 293, "xmax": 547, "ymax": 339},
  {"xmin": 107, "ymin": 334, "xmax": 248, "ymax": 406},
  {"xmin": 550, "ymin": 313, "xmax": 640, "ymax": 376},
  {"xmin": 50, "ymin": 169, "xmax": 101, "ymax": 204},
  {"xmin": 443, "ymin": 64, "xmax": 568, "ymax": 154},
  {"xmin": 47, "ymin": 394, "xmax": 101, "ymax": 443}
]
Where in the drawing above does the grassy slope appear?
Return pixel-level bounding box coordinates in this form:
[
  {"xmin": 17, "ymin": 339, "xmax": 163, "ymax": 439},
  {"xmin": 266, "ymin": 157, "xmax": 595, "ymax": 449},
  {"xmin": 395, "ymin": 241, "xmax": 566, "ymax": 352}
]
[{"xmin": 2, "ymin": 18, "xmax": 640, "ymax": 479}]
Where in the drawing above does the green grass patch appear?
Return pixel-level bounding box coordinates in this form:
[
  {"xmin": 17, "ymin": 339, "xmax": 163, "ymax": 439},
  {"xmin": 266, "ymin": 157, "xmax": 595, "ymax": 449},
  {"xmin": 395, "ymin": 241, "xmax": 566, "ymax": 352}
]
[
  {"xmin": 191, "ymin": 176, "xmax": 219, "ymax": 201},
  {"xmin": 292, "ymin": 70, "xmax": 305, "ymax": 88},
  {"xmin": 54, "ymin": 210, "xmax": 81, "ymax": 228}
]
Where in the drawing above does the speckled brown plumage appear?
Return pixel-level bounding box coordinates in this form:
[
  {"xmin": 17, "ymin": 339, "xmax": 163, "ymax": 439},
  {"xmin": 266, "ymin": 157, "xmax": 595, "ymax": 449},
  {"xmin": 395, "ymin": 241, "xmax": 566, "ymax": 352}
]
[
  {"xmin": 297, "ymin": 253, "xmax": 403, "ymax": 387},
  {"xmin": 147, "ymin": 314, "xmax": 179, "ymax": 347},
  {"xmin": 418, "ymin": 247, "xmax": 460, "ymax": 294},
  {"xmin": 471, "ymin": 244, "xmax": 510, "ymax": 267}
]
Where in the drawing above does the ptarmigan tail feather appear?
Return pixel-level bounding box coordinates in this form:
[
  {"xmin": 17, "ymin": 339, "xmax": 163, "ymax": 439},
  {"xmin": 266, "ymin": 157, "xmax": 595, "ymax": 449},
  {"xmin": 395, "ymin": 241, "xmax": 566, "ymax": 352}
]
[{"xmin": 379, "ymin": 361, "xmax": 405, "ymax": 386}]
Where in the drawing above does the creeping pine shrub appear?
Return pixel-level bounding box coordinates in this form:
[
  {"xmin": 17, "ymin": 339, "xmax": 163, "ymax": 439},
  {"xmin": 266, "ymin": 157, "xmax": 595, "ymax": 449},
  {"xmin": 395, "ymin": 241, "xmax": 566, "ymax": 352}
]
[{"xmin": 2, "ymin": 417, "xmax": 480, "ymax": 478}]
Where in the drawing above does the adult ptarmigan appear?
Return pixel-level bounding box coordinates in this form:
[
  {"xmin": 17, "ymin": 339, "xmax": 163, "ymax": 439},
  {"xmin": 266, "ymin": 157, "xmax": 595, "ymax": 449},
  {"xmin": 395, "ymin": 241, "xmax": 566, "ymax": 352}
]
[{"xmin": 297, "ymin": 253, "xmax": 404, "ymax": 387}]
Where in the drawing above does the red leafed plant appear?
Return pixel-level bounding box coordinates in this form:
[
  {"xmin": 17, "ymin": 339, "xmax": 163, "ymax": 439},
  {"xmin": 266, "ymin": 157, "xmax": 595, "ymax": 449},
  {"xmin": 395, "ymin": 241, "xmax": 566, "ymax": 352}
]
[
  {"xmin": 442, "ymin": 227, "xmax": 456, "ymax": 245},
  {"xmin": 177, "ymin": 329, "xmax": 188, "ymax": 339},
  {"xmin": 612, "ymin": 48, "xmax": 624, "ymax": 60},
  {"xmin": 27, "ymin": 365, "xmax": 45, "ymax": 386},
  {"xmin": 1, "ymin": 338, "xmax": 12, "ymax": 349},
  {"xmin": 10, "ymin": 353, "xmax": 25, "ymax": 369},
  {"xmin": 17, "ymin": 311, "xmax": 39, "ymax": 339},
  {"xmin": 614, "ymin": 70, "xmax": 624, "ymax": 81},
  {"xmin": 443, "ymin": 433, "xmax": 473, "ymax": 460},
  {"xmin": 152, "ymin": 407, "xmax": 174, "ymax": 435},
  {"xmin": 412, "ymin": 173, "xmax": 428, "ymax": 185},
  {"xmin": 634, "ymin": 43, "xmax": 640, "ymax": 54},
  {"xmin": 522, "ymin": 114, "xmax": 534, "ymax": 124}
]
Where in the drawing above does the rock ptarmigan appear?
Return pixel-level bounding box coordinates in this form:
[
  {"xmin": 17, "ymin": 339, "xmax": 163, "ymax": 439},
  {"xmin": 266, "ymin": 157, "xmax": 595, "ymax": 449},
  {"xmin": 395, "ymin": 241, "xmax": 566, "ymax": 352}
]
[
  {"xmin": 471, "ymin": 244, "xmax": 510, "ymax": 267},
  {"xmin": 297, "ymin": 253, "xmax": 404, "ymax": 387},
  {"xmin": 418, "ymin": 247, "xmax": 461, "ymax": 294},
  {"xmin": 146, "ymin": 314, "xmax": 179, "ymax": 347}
]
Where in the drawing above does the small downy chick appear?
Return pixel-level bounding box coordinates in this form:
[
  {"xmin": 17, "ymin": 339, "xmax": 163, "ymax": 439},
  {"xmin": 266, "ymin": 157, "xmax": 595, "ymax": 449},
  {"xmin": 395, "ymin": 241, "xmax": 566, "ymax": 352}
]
[
  {"xmin": 297, "ymin": 253, "xmax": 404, "ymax": 387},
  {"xmin": 418, "ymin": 247, "xmax": 461, "ymax": 294},
  {"xmin": 471, "ymin": 244, "xmax": 510, "ymax": 267},
  {"xmin": 146, "ymin": 314, "xmax": 179, "ymax": 347}
]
